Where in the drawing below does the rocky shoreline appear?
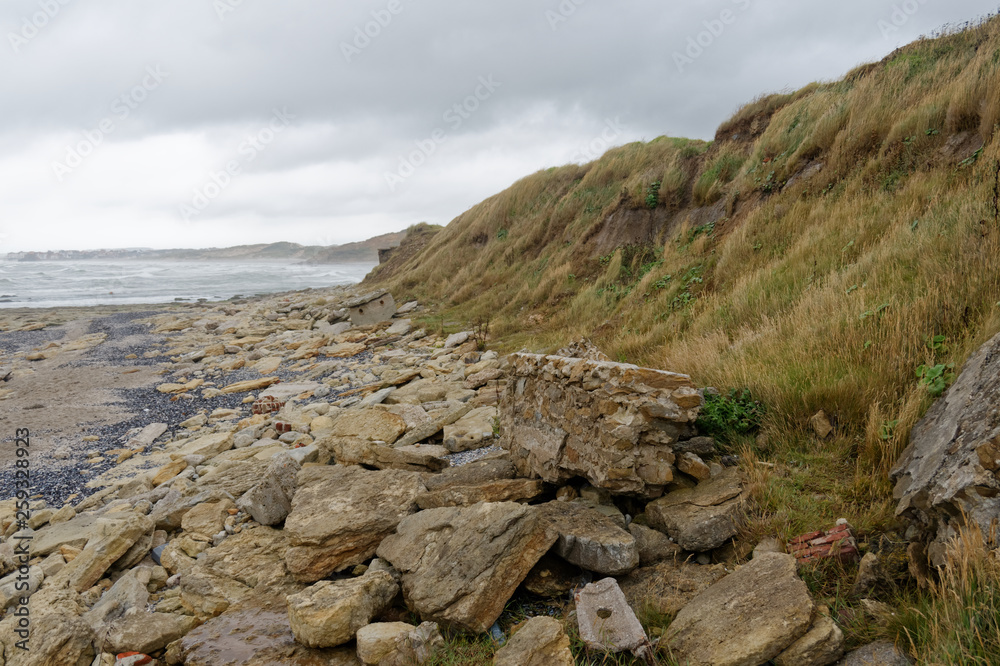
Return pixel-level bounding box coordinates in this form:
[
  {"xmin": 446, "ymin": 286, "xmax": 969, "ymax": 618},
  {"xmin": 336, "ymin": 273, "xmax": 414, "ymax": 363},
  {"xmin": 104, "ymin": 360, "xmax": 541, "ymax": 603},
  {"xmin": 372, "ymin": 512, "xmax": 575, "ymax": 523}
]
[{"xmin": 0, "ymin": 288, "xmax": 916, "ymax": 665}]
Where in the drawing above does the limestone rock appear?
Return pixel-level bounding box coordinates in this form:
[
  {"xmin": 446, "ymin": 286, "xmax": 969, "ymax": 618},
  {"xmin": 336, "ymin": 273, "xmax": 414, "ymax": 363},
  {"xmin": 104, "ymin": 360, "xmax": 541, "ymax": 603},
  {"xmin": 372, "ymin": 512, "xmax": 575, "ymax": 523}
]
[
  {"xmin": 377, "ymin": 621, "xmax": 443, "ymax": 666},
  {"xmin": 332, "ymin": 409, "xmax": 408, "ymax": 444},
  {"xmin": 174, "ymin": 593, "xmax": 361, "ymax": 665},
  {"xmin": 0, "ymin": 611, "xmax": 96, "ymax": 666},
  {"xmin": 180, "ymin": 565, "xmax": 252, "ymax": 617},
  {"xmin": 355, "ymin": 622, "xmax": 413, "ymax": 664},
  {"xmin": 415, "ymin": 479, "xmax": 544, "ymax": 509},
  {"xmin": 287, "ymin": 571, "xmax": 399, "ymax": 648},
  {"xmin": 810, "ymin": 411, "xmax": 835, "ymax": 439},
  {"xmin": 83, "ymin": 569, "xmax": 149, "ymax": 632},
  {"xmin": 628, "ymin": 523, "xmax": 683, "ymax": 565},
  {"xmin": 535, "ymin": 501, "xmax": 639, "ymax": 575},
  {"xmin": 181, "ymin": 499, "xmax": 236, "ymax": 537},
  {"xmin": 494, "ymin": 616, "xmax": 574, "ymax": 666},
  {"xmin": 104, "ymin": 611, "xmax": 198, "ymax": 654},
  {"xmin": 201, "ymin": 525, "xmax": 297, "ymax": 592},
  {"xmin": 376, "ymin": 501, "xmax": 557, "ymax": 633},
  {"xmin": 500, "ymin": 353, "xmax": 701, "ymax": 495},
  {"xmin": 774, "ymin": 606, "xmax": 845, "ymax": 666},
  {"xmin": 285, "ymin": 466, "xmax": 425, "ymax": 582},
  {"xmin": 422, "ymin": 458, "xmax": 515, "ymax": 491},
  {"xmin": 169, "ymin": 432, "xmax": 234, "ymax": 460},
  {"xmin": 574, "ymin": 577, "xmax": 651, "ymax": 656},
  {"xmin": 666, "ymin": 552, "xmax": 815, "ymax": 666},
  {"xmin": 443, "ymin": 406, "xmax": 497, "ymax": 452},
  {"xmin": 836, "ymin": 641, "xmax": 913, "ymax": 665},
  {"xmin": 325, "ymin": 437, "xmax": 449, "ymax": 472},
  {"xmin": 236, "ymin": 452, "xmax": 300, "ymax": 525},
  {"xmin": 890, "ymin": 330, "xmax": 1000, "ymax": 568},
  {"xmin": 646, "ymin": 467, "xmax": 745, "ymax": 551},
  {"xmin": 57, "ymin": 513, "xmax": 154, "ymax": 593},
  {"xmin": 0, "ymin": 566, "xmax": 43, "ymax": 609}
]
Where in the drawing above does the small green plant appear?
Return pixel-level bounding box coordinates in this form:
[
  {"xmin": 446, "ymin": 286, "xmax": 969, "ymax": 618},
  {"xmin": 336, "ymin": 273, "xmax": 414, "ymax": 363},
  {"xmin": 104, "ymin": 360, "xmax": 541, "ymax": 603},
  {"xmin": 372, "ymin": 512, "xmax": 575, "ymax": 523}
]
[
  {"xmin": 496, "ymin": 228, "xmax": 509, "ymax": 241},
  {"xmin": 860, "ymin": 303, "xmax": 890, "ymax": 320},
  {"xmin": 916, "ymin": 363, "xmax": 956, "ymax": 397},
  {"xmin": 645, "ymin": 181, "xmax": 662, "ymax": 209},
  {"xmin": 471, "ymin": 317, "xmax": 491, "ymax": 351},
  {"xmin": 926, "ymin": 334, "xmax": 948, "ymax": 353},
  {"xmin": 696, "ymin": 388, "xmax": 766, "ymax": 442},
  {"xmin": 879, "ymin": 419, "xmax": 900, "ymax": 441},
  {"xmin": 959, "ymin": 146, "xmax": 984, "ymax": 168},
  {"xmin": 925, "ymin": 128, "xmax": 940, "ymax": 135},
  {"xmin": 491, "ymin": 414, "xmax": 501, "ymax": 438}
]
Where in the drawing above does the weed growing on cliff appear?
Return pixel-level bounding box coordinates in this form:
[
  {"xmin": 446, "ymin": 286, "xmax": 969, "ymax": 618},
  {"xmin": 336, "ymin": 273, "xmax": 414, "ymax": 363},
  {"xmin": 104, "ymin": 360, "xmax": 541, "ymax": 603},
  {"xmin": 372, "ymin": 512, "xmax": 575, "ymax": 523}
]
[
  {"xmin": 645, "ymin": 181, "xmax": 662, "ymax": 209},
  {"xmin": 471, "ymin": 317, "xmax": 491, "ymax": 351},
  {"xmin": 695, "ymin": 389, "xmax": 765, "ymax": 442}
]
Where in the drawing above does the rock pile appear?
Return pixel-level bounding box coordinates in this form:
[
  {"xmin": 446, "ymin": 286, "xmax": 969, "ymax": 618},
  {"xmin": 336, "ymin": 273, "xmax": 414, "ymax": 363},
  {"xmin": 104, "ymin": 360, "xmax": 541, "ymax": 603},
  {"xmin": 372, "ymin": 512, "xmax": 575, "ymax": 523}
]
[{"xmin": 0, "ymin": 287, "xmax": 849, "ymax": 665}]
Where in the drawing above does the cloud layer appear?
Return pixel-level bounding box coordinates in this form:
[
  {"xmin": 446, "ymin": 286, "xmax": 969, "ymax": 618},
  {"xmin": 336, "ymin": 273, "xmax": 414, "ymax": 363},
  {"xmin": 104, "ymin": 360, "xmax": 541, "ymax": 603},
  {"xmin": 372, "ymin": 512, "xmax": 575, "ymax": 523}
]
[{"xmin": 0, "ymin": 0, "xmax": 992, "ymax": 251}]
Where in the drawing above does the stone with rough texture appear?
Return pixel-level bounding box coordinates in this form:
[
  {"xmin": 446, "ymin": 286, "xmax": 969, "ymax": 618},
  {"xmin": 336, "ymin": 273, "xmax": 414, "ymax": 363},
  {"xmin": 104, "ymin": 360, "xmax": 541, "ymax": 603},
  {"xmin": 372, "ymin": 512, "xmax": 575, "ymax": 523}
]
[
  {"xmin": 500, "ymin": 353, "xmax": 701, "ymax": 495},
  {"xmin": 494, "ymin": 616, "xmax": 574, "ymax": 666},
  {"xmin": 628, "ymin": 522, "xmax": 683, "ymax": 564},
  {"xmin": 774, "ymin": 607, "xmax": 845, "ymax": 666},
  {"xmin": 536, "ymin": 501, "xmax": 639, "ymax": 575},
  {"xmin": 285, "ymin": 466, "xmax": 425, "ymax": 582},
  {"xmin": 173, "ymin": 594, "xmax": 361, "ymax": 665},
  {"xmin": 376, "ymin": 622, "xmax": 443, "ymax": 666},
  {"xmin": 646, "ymin": 467, "xmax": 745, "ymax": 551},
  {"xmin": 170, "ymin": 432, "xmax": 234, "ymax": 460},
  {"xmin": 422, "ymin": 458, "xmax": 515, "ymax": 491},
  {"xmin": 443, "ymin": 406, "xmax": 497, "ymax": 452},
  {"xmin": 325, "ymin": 437, "xmax": 449, "ymax": 472},
  {"xmin": 287, "ymin": 571, "xmax": 399, "ymax": 648},
  {"xmin": 181, "ymin": 499, "xmax": 236, "ymax": 537},
  {"xmin": 415, "ymin": 479, "xmax": 544, "ymax": 509},
  {"xmin": 356, "ymin": 622, "xmax": 413, "ymax": 664},
  {"xmin": 58, "ymin": 513, "xmax": 154, "ymax": 593},
  {"xmin": 835, "ymin": 641, "xmax": 913, "ymax": 665},
  {"xmin": 105, "ymin": 611, "xmax": 198, "ymax": 654},
  {"xmin": 0, "ymin": 611, "xmax": 96, "ymax": 666},
  {"xmin": 347, "ymin": 290, "xmax": 396, "ymax": 327},
  {"xmin": 332, "ymin": 409, "xmax": 408, "ymax": 444},
  {"xmin": 377, "ymin": 501, "xmax": 557, "ymax": 633},
  {"xmin": 891, "ymin": 330, "xmax": 1000, "ymax": 568},
  {"xmin": 666, "ymin": 552, "xmax": 815, "ymax": 666},
  {"xmin": 236, "ymin": 452, "xmax": 300, "ymax": 525},
  {"xmin": 574, "ymin": 577, "xmax": 651, "ymax": 656}
]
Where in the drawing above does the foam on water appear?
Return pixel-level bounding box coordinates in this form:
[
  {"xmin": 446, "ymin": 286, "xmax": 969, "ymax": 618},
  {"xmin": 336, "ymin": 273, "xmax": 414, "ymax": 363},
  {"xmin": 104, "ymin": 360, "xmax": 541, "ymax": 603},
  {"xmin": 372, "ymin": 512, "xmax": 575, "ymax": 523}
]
[{"xmin": 0, "ymin": 259, "xmax": 374, "ymax": 308}]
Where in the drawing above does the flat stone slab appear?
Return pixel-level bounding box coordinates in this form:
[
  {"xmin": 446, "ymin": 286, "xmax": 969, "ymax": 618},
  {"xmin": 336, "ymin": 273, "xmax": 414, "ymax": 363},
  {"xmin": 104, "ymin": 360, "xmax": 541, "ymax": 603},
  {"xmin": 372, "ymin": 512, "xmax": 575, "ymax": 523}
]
[
  {"xmin": 574, "ymin": 577, "xmax": 650, "ymax": 655},
  {"xmin": 666, "ymin": 552, "xmax": 815, "ymax": 666},
  {"xmin": 646, "ymin": 467, "xmax": 745, "ymax": 551},
  {"xmin": 536, "ymin": 501, "xmax": 639, "ymax": 575}
]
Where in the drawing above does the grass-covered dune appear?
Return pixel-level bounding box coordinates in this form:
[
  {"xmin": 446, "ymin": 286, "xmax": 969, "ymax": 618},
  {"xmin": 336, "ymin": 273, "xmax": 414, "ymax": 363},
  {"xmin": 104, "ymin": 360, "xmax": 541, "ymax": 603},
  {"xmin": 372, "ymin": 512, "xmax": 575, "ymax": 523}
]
[{"xmin": 368, "ymin": 15, "xmax": 1000, "ymax": 662}]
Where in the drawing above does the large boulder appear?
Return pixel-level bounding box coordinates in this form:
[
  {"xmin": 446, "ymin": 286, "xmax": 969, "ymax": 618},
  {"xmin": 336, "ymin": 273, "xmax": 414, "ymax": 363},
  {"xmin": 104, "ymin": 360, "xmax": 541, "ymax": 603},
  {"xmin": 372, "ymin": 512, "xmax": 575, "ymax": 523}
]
[
  {"xmin": 55, "ymin": 513, "xmax": 154, "ymax": 593},
  {"xmin": 645, "ymin": 467, "xmax": 745, "ymax": 551},
  {"xmin": 376, "ymin": 502, "xmax": 557, "ymax": 633},
  {"xmin": 285, "ymin": 466, "xmax": 425, "ymax": 582},
  {"xmin": 891, "ymin": 330, "xmax": 1000, "ymax": 567},
  {"xmin": 499, "ymin": 353, "xmax": 702, "ymax": 496},
  {"xmin": 331, "ymin": 409, "xmax": 408, "ymax": 445},
  {"xmin": 665, "ymin": 552, "xmax": 815, "ymax": 666}
]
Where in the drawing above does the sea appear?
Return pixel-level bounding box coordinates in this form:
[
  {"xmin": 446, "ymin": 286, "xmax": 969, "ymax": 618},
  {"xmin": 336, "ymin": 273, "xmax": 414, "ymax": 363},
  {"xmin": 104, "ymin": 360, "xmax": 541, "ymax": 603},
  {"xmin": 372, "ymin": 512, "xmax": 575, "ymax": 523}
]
[{"xmin": 0, "ymin": 260, "xmax": 374, "ymax": 309}]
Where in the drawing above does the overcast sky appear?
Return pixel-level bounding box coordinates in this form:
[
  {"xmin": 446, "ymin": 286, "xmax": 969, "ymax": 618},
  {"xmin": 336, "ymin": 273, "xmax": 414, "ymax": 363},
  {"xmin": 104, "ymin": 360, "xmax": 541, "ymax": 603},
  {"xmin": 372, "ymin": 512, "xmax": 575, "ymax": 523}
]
[{"xmin": 0, "ymin": 0, "xmax": 995, "ymax": 252}]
